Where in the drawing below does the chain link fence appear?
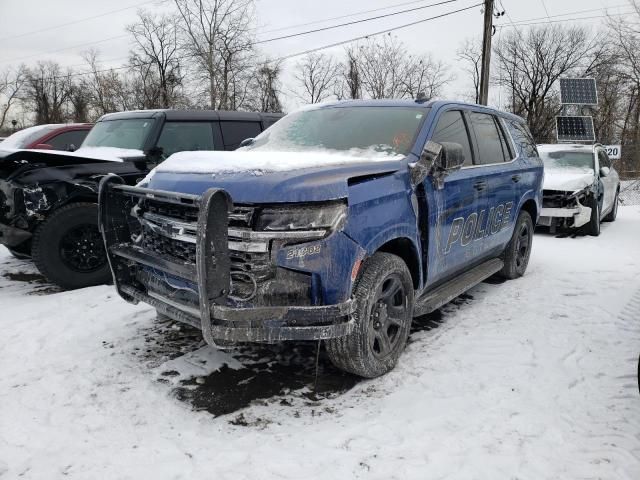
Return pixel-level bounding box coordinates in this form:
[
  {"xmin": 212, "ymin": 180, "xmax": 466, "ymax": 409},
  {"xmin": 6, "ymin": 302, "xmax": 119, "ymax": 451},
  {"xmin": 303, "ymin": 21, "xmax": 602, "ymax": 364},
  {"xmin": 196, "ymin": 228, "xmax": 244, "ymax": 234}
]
[{"xmin": 614, "ymin": 145, "xmax": 640, "ymax": 206}]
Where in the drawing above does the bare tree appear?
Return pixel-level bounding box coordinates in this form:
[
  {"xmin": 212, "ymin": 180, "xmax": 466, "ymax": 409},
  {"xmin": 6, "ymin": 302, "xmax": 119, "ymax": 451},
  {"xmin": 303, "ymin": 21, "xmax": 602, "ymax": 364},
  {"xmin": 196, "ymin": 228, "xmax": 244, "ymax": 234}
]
[
  {"xmin": 173, "ymin": 0, "xmax": 255, "ymax": 110},
  {"xmin": 253, "ymin": 62, "xmax": 282, "ymax": 112},
  {"xmin": 0, "ymin": 65, "xmax": 26, "ymax": 130},
  {"xmin": 293, "ymin": 53, "xmax": 340, "ymax": 104},
  {"xmin": 81, "ymin": 50, "xmax": 128, "ymax": 117},
  {"xmin": 494, "ymin": 25, "xmax": 604, "ymax": 141},
  {"xmin": 403, "ymin": 54, "xmax": 451, "ymax": 100},
  {"xmin": 335, "ymin": 46, "xmax": 361, "ymax": 100},
  {"xmin": 127, "ymin": 11, "xmax": 182, "ymax": 108},
  {"xmin": 336, "ymin": 37, "xmax": 450, "ymax": 101},
  {"xmin": 357, "ymin": 36, "xmax": 408, "ymax": 99},
  {"xmin": 23, "ymin": 62, "xmax": 73, "ymax": 124},
  {"xmin": 457, "ymin": 37, "xmax": 482, "ymax": 103}
]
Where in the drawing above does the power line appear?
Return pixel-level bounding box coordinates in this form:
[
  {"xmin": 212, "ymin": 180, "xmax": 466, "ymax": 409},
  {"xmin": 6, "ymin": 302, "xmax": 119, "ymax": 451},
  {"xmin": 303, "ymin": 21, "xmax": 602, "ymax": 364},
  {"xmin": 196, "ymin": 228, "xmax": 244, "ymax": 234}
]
[
  {"xmin": 54, "ymin": 1, "xmax": 482, "ymax": 79},
  {"xmin": 497, "ymin": 2, "xmax": 629, "ymax": 27},
  {"xmin": 254, "ymin": 0, "xmax": 459, "ymax": 45},
  {"xmin": 0, "ymin": 35, "xmax": 130, "ymax": 65},
  {"xmin": 272, "ymin": 2, "xmax": 483, "ymax": 62},
  {"xmin": 0, "ymin": 0, "xmax": 165, "ymax": 43},
  {"xmin": 501, "ymin": 10, "xmax": 634, "ymax": 28},
  {"xmin": 258, "ymin": 0, "xmax": 453, "ymax": 35},
  {"xmin": 538, "ymin": 0, "xmax": 553, "ymax": 24},
  {"xmin": 0, "ymin": 0, "xmax": 457, "ymax": 66}
]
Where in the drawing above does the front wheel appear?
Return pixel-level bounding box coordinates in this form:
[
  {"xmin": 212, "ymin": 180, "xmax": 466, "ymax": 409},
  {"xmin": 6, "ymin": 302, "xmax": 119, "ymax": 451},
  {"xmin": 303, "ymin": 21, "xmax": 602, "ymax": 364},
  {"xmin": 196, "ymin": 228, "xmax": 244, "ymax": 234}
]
[
  {"xmin": 32, "ymin": 203, "xmax": 111, "ymax": 290},
  {"xmin": 326, "ymin": 252, "xmax": 414, "ymax": 378},
  {"xmin": 584, "ymin": 196, "xmax": 601, "ymax": 236},
  {"xmin": 499, "ymin": 210, "xmax": 533, "ymax": 279}
]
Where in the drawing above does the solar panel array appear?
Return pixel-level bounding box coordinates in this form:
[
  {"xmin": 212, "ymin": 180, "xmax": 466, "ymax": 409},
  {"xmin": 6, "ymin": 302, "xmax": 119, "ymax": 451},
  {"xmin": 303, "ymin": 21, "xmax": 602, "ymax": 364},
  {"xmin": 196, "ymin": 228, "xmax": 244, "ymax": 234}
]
[
  {"xmin": 556, "ymin": 116, "xmax": 595, "ymax": 142},
  {"xmin": 559, "ymin": 78, "xmax": 598, "ymax": 105}
]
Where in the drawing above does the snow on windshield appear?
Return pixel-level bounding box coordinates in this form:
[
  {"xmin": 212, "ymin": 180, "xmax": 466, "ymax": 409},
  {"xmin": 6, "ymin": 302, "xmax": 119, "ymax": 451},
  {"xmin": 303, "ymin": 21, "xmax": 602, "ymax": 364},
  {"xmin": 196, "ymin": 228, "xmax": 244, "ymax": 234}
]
[
  {"xmin": 540, "ymin": 150, "xmax": 594, "ymax": 173},
  {"xmin": 242, "ymin": 105, "xmax": 426, "ymax": 157},
  {"xmin": 0, "ymin": 124, "xmax": 58, "ymax": 149}
]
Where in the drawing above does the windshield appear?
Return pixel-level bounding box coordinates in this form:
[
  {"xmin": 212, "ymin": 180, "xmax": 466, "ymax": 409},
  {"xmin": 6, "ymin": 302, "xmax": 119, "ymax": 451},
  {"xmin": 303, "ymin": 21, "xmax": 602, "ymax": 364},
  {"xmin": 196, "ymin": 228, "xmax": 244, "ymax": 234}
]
[
  {"xmin": 540, "ymin": 150, "xmax": 594, "ymax": 172},
  {"xmin": 242, "ymin": 106, "xmax": 427, "ymax": 158},
  {"xmin": 82, "ymin": 118, "xmax": 155, "ymax": 150},
  {"xmin": 1, "ymin": 124, "xmax": 58, "ymax": 149}
]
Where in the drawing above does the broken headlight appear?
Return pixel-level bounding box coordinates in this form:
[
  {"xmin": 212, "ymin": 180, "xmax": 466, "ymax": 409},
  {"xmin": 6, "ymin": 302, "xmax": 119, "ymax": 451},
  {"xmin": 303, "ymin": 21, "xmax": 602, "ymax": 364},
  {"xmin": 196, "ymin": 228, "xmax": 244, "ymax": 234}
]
[{"xmin": 256, "ymin": 202, "xmax": 347, "ymax": 232}]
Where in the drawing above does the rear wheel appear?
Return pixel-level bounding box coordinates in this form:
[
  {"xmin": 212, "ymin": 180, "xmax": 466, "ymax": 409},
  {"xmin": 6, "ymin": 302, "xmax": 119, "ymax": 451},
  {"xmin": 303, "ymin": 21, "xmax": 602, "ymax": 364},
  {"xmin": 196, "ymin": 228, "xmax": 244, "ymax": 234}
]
[
  {"xmin": 499, "ymin": 210, "xmax": 533, "ymax": 279},
  {"xmin": 603, "ymin": 190, "xmax": 619, "ymax": 222},
  {"xmin": 326, "ymin": 252, "xmax": 414, "ymax": 378},
  {"xmin": 32, "ymin": 203, "xmax": 111, "ymax": 289}
]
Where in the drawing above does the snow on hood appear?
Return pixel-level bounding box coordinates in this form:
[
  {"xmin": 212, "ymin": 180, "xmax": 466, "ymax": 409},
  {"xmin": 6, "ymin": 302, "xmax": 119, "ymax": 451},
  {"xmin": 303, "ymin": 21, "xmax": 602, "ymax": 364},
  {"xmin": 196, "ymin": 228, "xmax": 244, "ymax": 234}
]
[
  {"xmin": 152, "ymin": 149, "xmax": 404, "ymax": 177},
  {"xmin": 1, "ymin": 146, "xmax": 145, "ymax": 163},
  {"xmin": 543, "ymin": 168, "xmax": 595, "ymax": 192}
]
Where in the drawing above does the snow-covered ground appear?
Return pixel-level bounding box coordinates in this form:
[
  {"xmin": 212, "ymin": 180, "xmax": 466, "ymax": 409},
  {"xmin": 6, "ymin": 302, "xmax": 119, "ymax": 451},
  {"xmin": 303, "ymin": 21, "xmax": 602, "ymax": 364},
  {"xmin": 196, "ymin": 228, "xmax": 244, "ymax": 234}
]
[{"xmin": 1, "ymin": 207, "xmax": 640, "ymax": 479}]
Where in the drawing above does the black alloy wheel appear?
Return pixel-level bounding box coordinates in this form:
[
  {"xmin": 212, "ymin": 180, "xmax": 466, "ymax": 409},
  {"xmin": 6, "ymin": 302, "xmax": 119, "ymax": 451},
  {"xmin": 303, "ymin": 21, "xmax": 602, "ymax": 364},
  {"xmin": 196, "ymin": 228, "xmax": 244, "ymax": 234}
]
[
  {"xmin": 369, "ymin": 274, "xmax": 409, "ymax": 360},
  {"xmin": 59, "ymin": 224, "xmax": 106, "ymax": 273}
]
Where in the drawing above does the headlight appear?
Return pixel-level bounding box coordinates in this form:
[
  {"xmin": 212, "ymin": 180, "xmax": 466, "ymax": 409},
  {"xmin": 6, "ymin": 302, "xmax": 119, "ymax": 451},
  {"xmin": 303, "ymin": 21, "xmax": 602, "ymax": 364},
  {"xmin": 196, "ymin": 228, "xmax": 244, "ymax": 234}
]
[
  {"xmin": 256, "ymin": 202, "xmax": 347, "ymax": 232},
  {"xmin": 570, "ymin": 187, "xmax": 590, "ymax": 203}
]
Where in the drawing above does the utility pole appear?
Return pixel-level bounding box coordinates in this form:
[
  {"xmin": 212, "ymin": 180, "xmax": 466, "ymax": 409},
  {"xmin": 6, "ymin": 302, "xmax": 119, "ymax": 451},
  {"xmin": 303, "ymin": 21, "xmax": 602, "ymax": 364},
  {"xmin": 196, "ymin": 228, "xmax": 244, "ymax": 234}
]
[{"xmin": 479, "ymin": 0, "xmax": 494, "ymax": 105}]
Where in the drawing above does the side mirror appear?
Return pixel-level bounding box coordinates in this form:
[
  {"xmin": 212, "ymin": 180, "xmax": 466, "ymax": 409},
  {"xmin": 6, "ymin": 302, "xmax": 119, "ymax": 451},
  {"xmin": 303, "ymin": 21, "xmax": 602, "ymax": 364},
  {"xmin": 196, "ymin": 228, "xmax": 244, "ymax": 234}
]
[
  {"xmin": 600, "ymin": 166, "xmax": 610, "ymax": 177},
  {"xmin": 435, "ymin": 142, "xmax": 465, "ymax": 172},
  {"xmin": 33, "ymin": 143, "xmax": 53, "ymax": 150},
  {"xmin": 239, "ymin": 137, "xmax": 254, "ymax": 148},
  {"xmin": 67, "ymin": 143, "xmax": 78, "ymax": 152}
]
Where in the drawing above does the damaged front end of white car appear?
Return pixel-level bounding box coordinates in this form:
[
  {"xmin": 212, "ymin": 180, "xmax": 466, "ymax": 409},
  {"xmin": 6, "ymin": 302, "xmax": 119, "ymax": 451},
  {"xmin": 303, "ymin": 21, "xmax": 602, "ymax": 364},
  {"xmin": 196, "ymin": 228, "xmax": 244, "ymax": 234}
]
[{"xmin": 538, "ymin": 185, "xmax": 594, "ymax": 231}]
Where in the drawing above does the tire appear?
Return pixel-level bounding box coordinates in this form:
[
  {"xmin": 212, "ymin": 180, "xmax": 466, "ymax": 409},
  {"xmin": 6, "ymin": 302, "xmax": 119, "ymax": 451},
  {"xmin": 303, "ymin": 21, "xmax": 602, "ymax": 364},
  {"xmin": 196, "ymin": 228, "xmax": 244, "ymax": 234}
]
[
  {"xmin": 603, "ymin": 190, "xmax": 619, "ymax": 222},
  {"xmin": 326, "ymin": 252, "xmax": 414, "ymax": 378},
  {"xmin": 32, "ymin": 202, "xmax": 111, "ymax": 290},
  {"xmin": 499, "ymin": 210, "xmax": 533, "ymax": 280},
  {"xmin": 583, "ymin": 195, "xmax": 601, "ymax": 236}
]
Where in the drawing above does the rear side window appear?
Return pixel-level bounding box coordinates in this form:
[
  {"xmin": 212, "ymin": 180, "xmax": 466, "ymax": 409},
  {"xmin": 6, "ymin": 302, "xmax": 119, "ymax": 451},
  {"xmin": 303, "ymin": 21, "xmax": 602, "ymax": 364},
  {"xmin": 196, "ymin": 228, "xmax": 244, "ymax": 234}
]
[
  {"xmin": 221, "ymin": 121, "xmax": 262, "ymax": 150},
  {"xmin": 510, "ymin": 121, "xmax": 538, "ymax": 158},
  {"xmin": 156, "ymin": 122, "xmax": 215, "ymax": 158},
  {"xmin": 430, "ymin": 110, "xmax": 473, "ymax": 167},
  {"xmin": 48, "ymin": 130, "xmax": 89, "ymax": 151},
  {"xmin": 469, "ymin": 112, "xmax": 508, "ymax": 164}
]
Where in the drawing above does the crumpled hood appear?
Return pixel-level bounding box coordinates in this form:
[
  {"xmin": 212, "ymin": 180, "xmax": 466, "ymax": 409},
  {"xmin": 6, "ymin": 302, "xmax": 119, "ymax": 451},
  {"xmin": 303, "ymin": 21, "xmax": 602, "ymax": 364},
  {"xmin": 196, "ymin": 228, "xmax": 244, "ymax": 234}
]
[
  {"xmin": 145, "ymin": 151, "xmax": 405, "ymax": 203},
  {"xmin": 543, "ymin": 168, "xmax": 595, "ymax": 192}
]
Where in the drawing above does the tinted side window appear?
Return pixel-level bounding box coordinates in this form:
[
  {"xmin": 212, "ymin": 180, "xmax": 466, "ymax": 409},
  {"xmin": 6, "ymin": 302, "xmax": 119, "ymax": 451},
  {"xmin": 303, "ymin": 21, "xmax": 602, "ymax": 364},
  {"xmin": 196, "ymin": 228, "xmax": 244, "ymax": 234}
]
[
  {"xmin": 221, "ymin": 121, "xmax": 262, "ymax": 150},
  {"xmin": 510, "ymin": 121, "xmax": 538, "ymax": 158},
  {"xmin": 597, "ymin": 149, "xmax": 610, "ymax": 168},
  {"xmin": 469, "ymin": 112, "xmax": 507, "ymax": 164},
  {"xmin": 48, "ymin": 130, "xmax": 89, "ymax": 151},
  {"xmin": 431, "ymin": 110, "xmax": 473, "ymax": 167},
  {"xmin": 495, "ymin": 118, "xmax": 514, "ymax": 161},
  {"xmin": 156, "ymin": 122, "xmax": 214, "ymax": 158}
]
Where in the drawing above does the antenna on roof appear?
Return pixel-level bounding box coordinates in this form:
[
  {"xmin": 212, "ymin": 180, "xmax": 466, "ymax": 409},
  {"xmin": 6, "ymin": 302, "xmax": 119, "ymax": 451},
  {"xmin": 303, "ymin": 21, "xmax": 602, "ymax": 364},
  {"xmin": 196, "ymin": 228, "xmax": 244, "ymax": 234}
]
[{"xmin": 415, "ymin": 92, "xmax": 428, "ymax": 103}]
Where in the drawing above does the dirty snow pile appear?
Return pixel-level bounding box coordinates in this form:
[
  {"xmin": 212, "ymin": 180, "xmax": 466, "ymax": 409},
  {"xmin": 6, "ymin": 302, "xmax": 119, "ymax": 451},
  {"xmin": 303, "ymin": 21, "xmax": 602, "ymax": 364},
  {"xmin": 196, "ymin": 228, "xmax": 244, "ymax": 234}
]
[{"xmin": 1, "ymin": 208, "xmax": 640, "ymax": 479}]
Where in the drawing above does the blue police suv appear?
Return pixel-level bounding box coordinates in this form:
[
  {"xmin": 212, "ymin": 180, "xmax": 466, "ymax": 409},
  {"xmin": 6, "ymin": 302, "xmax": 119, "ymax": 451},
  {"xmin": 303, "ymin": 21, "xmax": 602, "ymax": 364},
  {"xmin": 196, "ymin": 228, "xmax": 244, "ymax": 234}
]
[{"xmin": 99, "ymin": 100, "xmax": 543, "ymax": 377}]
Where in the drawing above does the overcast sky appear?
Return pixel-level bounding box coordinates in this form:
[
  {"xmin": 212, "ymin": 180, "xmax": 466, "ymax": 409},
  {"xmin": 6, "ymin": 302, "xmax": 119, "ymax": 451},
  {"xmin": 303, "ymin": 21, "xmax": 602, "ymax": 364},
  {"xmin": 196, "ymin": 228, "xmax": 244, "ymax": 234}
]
[{"xmin": 0, "ymin": 0, "xmax": 633, "ymax": 112}]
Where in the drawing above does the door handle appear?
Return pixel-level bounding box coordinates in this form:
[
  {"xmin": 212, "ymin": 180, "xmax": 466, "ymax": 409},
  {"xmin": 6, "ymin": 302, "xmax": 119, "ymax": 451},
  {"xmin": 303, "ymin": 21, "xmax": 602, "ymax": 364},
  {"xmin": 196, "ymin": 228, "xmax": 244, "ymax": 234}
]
[
  {"xmin": 473, "ymin": 181, "xmax": 487, "ymax": 191},
  {"xmin": 512, "ymin": 174, "xmax": 522, "ymax": 183}
]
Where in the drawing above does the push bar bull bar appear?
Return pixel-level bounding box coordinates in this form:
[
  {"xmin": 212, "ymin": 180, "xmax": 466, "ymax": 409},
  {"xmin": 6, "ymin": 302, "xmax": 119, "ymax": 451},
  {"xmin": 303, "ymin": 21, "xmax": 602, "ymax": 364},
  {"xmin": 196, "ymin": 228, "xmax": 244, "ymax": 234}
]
[{"xmin": 97, "ymin": 174, "xmax": 356, "ymax": 344}]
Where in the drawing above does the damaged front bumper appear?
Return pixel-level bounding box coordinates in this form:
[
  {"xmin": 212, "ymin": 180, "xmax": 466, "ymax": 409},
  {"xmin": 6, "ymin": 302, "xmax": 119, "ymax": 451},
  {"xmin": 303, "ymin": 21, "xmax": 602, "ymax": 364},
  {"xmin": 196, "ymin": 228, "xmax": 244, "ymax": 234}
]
[
  {"xmin": 98, "ymin": 175, "xmax": 356, "ymax": 344},
  {"xmin": 538, "ymin": 190, "xmax": 592, "ymax": 229},
  {"xmin": 0, "ymin": 222, "xmax": 32, "ymax": 247}
]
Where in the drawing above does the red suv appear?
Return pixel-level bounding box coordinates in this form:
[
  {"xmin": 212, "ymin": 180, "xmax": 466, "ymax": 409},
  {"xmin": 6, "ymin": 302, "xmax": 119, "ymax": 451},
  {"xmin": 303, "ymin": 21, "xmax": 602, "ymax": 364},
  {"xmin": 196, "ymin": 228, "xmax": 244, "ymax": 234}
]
[{"xmin": 0, "ymin": 123, "xmax": 92, "ymax": 151}]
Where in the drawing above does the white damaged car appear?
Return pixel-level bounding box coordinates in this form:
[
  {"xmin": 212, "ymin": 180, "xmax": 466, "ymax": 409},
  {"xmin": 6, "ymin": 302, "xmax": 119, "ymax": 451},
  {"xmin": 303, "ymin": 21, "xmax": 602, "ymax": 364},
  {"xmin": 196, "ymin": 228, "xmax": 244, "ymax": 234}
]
[{"xmin": 537, "ymin": 144, "xmax": 620, "ymax": 236}]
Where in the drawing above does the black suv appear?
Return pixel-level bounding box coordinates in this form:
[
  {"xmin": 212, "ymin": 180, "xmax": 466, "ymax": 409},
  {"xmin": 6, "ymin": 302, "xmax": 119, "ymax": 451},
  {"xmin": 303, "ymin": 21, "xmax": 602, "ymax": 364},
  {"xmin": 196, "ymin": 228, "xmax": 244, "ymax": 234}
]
[{"xmin": 0, "ymin": 109, "xmax": 282, "ymax": 289}]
